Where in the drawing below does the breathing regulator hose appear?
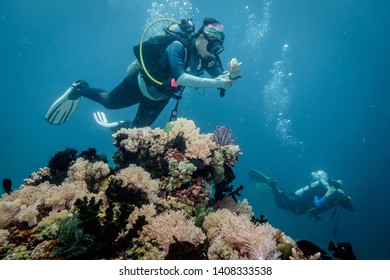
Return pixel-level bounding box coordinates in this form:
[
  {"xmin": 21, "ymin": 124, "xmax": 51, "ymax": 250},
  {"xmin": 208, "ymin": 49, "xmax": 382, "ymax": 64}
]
[{"xmin": 139, "ymin": 18, "xmax": 179, "ymax": 86}]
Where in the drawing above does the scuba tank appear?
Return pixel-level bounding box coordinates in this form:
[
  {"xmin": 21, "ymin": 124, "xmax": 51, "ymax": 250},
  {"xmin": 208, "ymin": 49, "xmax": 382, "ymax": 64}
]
[
  {"xmin": 294, "ymin": 181, "xmax": 322, "ymax": 197},
  {"xmin": 295, "ymin": 170, "xmax": 330, "ymax": 197}
]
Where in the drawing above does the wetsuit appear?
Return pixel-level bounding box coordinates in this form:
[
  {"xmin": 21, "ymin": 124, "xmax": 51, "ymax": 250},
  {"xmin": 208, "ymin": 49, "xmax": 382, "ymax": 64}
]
[{"xmin": 77, "ymin": 39, "xmax": 223, "ymax": 128}]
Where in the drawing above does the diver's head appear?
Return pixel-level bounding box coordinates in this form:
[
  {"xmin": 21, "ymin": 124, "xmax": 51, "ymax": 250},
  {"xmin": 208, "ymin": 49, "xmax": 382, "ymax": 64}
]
[
  {"xmin": 311, "ymin": 170, "xmax": 328, "ymax": 182},
  {"xmin": 196, "ymin": 18, "xmax": 225, "ymax": 58}
]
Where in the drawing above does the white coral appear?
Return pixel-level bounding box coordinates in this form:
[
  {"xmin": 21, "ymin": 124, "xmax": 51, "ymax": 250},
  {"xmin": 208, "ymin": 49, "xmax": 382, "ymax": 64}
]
[
  {"xmin": 67, "ymin": 158, "xmax": 110, "ymax": 183},
  {"xmin": 16, "ymin": 204, "xmax": 39, "ymax": 227},
  {"xmin": 0, "ymin": 229, "xmax": 10, "ymax": 246},
  {"xmin": 139, "ymin": 210, "xmax": 206, "ymax": 256},
  {"xmin": 116, "ymin": 164, "xmax": 159, "ymax": 203},
  {"xmin": 0, "ymin": 199, "xmax": 22, "ymax": 229}
]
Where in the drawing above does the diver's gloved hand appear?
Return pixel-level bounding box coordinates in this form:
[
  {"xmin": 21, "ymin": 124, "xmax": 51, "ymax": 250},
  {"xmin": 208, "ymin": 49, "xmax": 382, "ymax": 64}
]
[
  {"xmin": 93, "ymin": 111, "xmax": 132, "ymax": 131},
  {"xmin": 334, "ymin": 189, "xmax": 347, "ymax": 200},
  {"xmin": 228, "ymin": 58, "xmax": 242, "ymax": 79}
]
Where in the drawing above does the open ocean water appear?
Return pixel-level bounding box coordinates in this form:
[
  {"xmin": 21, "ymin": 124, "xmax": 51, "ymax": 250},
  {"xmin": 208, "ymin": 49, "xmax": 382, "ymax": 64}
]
[{"xmin": 0, "ymin": 0, "xmax": 389, "ymax": 259}]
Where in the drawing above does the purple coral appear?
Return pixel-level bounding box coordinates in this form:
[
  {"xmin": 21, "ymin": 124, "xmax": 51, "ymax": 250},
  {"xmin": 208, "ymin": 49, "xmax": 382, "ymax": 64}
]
[{"xmin": 212, "ymin": 126, "xmax": 237, "ymax": 146}]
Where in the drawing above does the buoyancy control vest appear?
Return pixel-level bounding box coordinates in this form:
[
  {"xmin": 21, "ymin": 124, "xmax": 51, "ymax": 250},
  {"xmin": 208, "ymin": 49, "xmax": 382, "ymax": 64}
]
[{"xmin": 133, "ymin": 18, "xmax": 196, "ymax": 95}]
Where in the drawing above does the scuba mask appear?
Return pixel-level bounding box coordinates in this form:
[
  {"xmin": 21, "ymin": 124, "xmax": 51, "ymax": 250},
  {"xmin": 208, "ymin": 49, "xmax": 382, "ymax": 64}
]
[
  {"xmin": 202, "ymin": 23, "xmax": 225, "ymax": 56},
  {"xmin": 206, "ymin": 37, "xmax": 224, "ymax": 56}
]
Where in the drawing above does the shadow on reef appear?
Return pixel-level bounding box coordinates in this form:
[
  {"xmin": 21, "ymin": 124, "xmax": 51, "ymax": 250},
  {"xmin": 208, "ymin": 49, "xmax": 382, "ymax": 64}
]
[{"xmin": 0, "ymin": 118, "xmax": 333, "ymax": 260}]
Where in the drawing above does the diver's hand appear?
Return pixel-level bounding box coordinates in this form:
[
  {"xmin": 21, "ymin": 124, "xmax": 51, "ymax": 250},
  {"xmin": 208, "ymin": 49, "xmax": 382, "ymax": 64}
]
[
  {"xmin": 325, "ymin": 186, "xmax": 337, "ymax": 198},
  {"xmin": 228, "ymin": 58, "xmax": 242, "ymax": 79},
  {"xmin": 215, "ymin": 72, "xmax": 234, "ymax": 90},
  {"xmin": 93, "ymin": 111, "xmax": 131, "ymax": 131}
]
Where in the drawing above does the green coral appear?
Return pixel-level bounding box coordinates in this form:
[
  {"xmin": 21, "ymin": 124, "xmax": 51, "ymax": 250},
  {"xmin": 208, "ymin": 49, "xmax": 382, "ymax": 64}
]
[
  {"xmin": 167, "ymin": 159, "xmax": 197, "ymax": 190},
  {"xmin": 3, "ymin": 246, "xmax": 32, "ymax": 260},
  {"xmin": 164, "ymin": 122, "xmax": 175, "ymax": 133},
  {"xmin": 212, "ymin": 244, "xmax": 235, "ymax": 260},
  {"xmin": 194, "ymin": 205, "xmax": 213, "ymax": 227},
  {"xmin": 34, "ymin": 222, "xmax": 60, "ymax": 243}
]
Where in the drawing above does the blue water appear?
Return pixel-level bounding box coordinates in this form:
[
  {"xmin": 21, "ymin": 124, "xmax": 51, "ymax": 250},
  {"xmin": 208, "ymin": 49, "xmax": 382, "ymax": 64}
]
[{"xmin": 1, "ymin": 0, "xmax": 389, "ymax": 259}]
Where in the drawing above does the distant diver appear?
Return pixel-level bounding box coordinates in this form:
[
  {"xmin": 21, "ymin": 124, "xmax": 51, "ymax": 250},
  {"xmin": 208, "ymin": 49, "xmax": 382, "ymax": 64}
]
[{"xmin": 249, "ymin": 169, "xmax": 354, "ymax": 220}]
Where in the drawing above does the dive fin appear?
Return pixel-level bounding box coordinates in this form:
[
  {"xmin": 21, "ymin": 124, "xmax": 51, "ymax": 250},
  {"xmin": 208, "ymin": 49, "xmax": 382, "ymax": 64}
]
[
  {"xmin": 254, "ymin": 182, "xmax": 273, "ymax": 194},
  {"xmin": 45, "ymin": 81, "xmax": 87, "ymax": 125},
  {"xmin": 249, "ymin": 169, "xmax": 273, "ymax": 185}
]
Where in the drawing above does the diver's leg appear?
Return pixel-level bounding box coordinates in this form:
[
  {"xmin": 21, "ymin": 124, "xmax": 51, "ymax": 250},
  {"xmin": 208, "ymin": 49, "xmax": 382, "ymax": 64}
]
[
  {"xmin": 131, "ymin": 96, "xmax": 170, "ymax": 128},
  {"xmin": 270, "ymin": 184, "xmax": 304, "ymax": 214},
  {"xmin": 78, "ymin": 73, "xmax": 141, "ymax": 109}
]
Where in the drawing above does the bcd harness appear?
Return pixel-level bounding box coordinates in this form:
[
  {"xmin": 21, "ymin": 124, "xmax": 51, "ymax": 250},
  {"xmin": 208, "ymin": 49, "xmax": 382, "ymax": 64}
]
[{"xmin": 133, "ymin": 18, "xmax": 225, "ymax": 122}]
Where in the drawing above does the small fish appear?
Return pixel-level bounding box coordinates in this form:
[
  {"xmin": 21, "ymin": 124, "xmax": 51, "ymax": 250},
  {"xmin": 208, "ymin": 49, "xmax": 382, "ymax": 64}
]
[
  {"xmin": 296, "ymin": 240, "xmax": 331, "ymax": 260},
  {"xmin": 328, "ymin": 241, "xmax": 356, "ymax": 260},
  {"xmin": 2, "ymin": 178, "xmax": 12, "ymax": 194}
]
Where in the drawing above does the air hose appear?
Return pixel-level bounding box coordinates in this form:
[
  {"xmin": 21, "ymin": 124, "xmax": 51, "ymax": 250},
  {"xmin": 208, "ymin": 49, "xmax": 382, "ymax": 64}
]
[{"xmin": 139, "ymin": 18, "xmax": 179, "ymax": 86}]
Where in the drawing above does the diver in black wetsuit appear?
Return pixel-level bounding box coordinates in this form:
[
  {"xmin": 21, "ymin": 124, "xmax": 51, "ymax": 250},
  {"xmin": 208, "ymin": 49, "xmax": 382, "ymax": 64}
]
[{"xmin": 45, "ymin": 18, "xmax": 242, "ymax": 129}]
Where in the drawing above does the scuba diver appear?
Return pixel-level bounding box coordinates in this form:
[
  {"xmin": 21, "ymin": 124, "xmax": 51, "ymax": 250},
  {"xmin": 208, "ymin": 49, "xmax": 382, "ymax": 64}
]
[
  {"xmin": 249, "ymin": 169, "xmax": 355, "ymax": 220},
  {"xmin": 45, "ymin": 17, "xmax": 242, "ymax": 130}
]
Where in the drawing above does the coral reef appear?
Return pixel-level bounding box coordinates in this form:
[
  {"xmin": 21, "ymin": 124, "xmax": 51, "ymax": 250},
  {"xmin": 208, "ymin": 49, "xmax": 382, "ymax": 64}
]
[{"xmin": 0, "ymin": 118, "xmax": 311, "ymax": 260}]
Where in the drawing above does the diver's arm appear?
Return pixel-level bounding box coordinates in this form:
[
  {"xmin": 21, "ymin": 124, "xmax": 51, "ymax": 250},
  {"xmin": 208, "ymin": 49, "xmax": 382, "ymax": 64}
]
[
  {"xmin": 167, "ymin": 41, "xmax": 233, "ymax": 90},
  {"xmin": 176, "ymin": 72, "xmax": 232, "ymax": 90}
]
